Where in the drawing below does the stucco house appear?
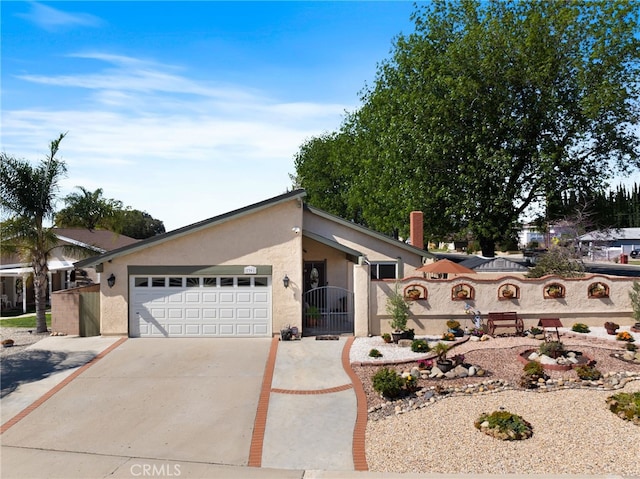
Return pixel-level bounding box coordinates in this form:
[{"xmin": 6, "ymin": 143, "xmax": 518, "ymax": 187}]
[
  {"xmin": 74, "ymin": 190, "xmax": 435, "ymax": 338},
  {"xmin": 0, "ymin": 228, "xmax": 138, "ymax": 314}
]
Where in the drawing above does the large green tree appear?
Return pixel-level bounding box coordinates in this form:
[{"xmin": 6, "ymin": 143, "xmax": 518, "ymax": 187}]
[
  {"xmin": 56, "ymin": 186, "xmax": 165, "ymax": 239},
  {"xmin": 295, "ymin": 0, "xmax": 640, "ymax": 255},
  {"xmin": 0, "ymin": 134, "xmax": 68, "ymax": 332}
]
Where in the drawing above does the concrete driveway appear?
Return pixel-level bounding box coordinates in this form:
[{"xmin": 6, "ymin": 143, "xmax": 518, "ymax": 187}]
[{"xmin": 1, "ymin": 338, "xmax": 277, "ymax": 477}]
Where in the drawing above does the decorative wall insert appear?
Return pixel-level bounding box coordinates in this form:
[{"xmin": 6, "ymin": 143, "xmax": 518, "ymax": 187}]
[
  {"xmin": 544, "ymin": 283, "xmax": 565, "ymax": 299},
  {"xmin": 588, "ymin": 282, "xmax": 609, "ymax": 298},
  {"xmin": 452, "ymin": 283, "xmax": 474, "ymax": 300},
  {"xmin": 404, "ymin": 284, "xmax": 427, "ymax": 300},
  {"xmin": 498, "ymin": 283, "xmax": 519, "ymax": 300}
]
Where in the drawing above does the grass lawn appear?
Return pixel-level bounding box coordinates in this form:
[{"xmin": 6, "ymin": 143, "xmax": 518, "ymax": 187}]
[{"xmin": 0, "ymin": 313, "xmax": 52, "ymax": 328}]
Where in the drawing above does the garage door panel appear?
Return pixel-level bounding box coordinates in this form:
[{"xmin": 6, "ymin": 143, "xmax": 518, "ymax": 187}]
[
  {"xmin": 202, "ymin": 324, "xmax": 218, "ymax": 335},
  {"xmin": 184, "ymin": 292, "xmax": 201, "ymax": 303},
  {"xmin": 253, "ymin": 292, "xmax": 269, "ymax": 303},
  {"xmin": 130, "ymin": 275, "xmax": 271, "ymax": 338},
  {"xmin": 202, "ymin": 292, "xmax": 218, "ymax": 303},
  {"xmin": 167, "ymin": 324, "xmax": 184, "ymax": 335},
  {"xmin": 254, "ymin": 309, "xmax": 268, "ymax": 319},
  {"xmin": 236, "ymin": 292, "xmax": 252, "ymax": 303},
  {"xmin": 202, "ymin": 309, "xmax": 217, "ymax": 319},
  {"xmin": 237, "ymin": 324, "xmax": 252, "ymax": 335}
]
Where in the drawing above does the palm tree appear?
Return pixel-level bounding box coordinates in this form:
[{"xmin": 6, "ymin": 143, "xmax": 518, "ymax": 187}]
[
  {"xmin": 0, "ymin": 133, "xmax": 68, "ymax": 332},
  {"xmin": 56, "ymin": 186, "xmax": 123, "ymax": 231}
]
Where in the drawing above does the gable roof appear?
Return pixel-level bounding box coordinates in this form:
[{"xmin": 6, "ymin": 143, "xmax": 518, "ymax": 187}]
[
  {"xmin": 304, "ymin": 205, "xmax": 434, "ymax": 259},
  {"xmin": 459, "ymin": 256, "xmax": 529, "ymax": 272},
  {"xmin": 54, "ymin": 228, "xmax": 138, "ymax": 253},
  {"xmin": 75, "ymin": 189, "xmax": 307, "ymax": 268}
]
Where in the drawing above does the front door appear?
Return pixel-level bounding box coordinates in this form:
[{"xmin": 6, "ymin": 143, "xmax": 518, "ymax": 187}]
[{"xmin": 303, "ymin": 261, "xmax": 326, "ymax": 295}]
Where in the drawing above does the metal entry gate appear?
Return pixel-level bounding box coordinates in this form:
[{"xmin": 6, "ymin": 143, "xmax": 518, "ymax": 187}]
[{"xmin": 302, "ymin": 286, "xmax": 354, "ymax": 336}]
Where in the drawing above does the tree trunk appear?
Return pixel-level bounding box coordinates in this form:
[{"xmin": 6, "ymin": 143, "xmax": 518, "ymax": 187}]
[
  {"xmin": 479, "ymin": 238, "xmax": 496, "ymax": 258},
  {"xmin": 32, "ymin": 254, "xmax": 49, "ymax": 333}
]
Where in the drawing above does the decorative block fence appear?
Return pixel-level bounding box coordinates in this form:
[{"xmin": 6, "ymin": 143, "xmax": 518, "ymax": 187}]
[{"xmin": 371, "ymin": 274, "xmax": 637, "ymax": 336}]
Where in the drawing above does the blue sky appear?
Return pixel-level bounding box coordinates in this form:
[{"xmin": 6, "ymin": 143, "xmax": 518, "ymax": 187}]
[{"xmin": 2, "ymin": 1, "xmax": 417, "ymax": 231}]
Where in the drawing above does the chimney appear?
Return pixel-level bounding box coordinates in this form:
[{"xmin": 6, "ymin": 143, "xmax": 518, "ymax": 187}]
[{"xmin": 409, "ymin": 211, "xmax": 424, "ymax": 250}]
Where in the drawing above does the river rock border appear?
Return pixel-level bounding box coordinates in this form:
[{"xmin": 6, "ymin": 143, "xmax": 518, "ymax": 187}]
[{"xmin": 367, "ymin": 372, "xmax": 640, "ymax": 421}]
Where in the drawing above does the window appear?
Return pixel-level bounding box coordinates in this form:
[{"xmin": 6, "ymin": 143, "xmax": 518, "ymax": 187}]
[
  {"xmin": 135, "ymin": 277, "xmax": 149, "ymax": 287},
  {"xmin": 203, "ymin": 277, "xmax": 217, "ymax": 287},
  {"xmin": 168, "ymin": 277, "xmax": 183, "ymax": 287},
  {"xmin": 237, "ymin": 277, "xmax": 251, "ymax": 287},
  {"xmin": 254, "ymin": 277, "xmax": 268, "ymax": 287},
  {"xmin": 370, "ymin": 262, "xmax": 397, "ymax": 280},
  {"xmin": 151, "ymin": 277, "xmax": 166, "ymax": 287},
  {"xmin": 220, "ymin": 277, "xmax": 234, "ymax": 287},
  {"xmin": 186, "ymin": 277, "xmax": 200, "ymax": 287}
]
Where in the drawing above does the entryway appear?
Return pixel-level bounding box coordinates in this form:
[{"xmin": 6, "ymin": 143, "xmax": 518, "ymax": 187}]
[{"xmin": 302, "ymin": 286, "xmax": 354, "ymax": 336}]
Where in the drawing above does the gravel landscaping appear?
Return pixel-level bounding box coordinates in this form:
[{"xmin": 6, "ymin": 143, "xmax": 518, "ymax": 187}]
[{"xmin": 351, "ymin": 328, "xmax": 640, "ymax": 476}]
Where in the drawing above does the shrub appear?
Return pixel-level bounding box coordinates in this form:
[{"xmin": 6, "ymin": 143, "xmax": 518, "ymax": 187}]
[
  {"xmin": 572, "ymin": 323, "xmax": 590, "ymax": 333},
  {"xmin": 411, "ymin": 338, "xmax": 429, "ymax": 353},
  {"xmin": 475, "ymin": 411, "xmax": 533, "ymax": 440},
  {"xmin": 382, "ymin": 333, "xmax": 391, "ymax": 343},
  {"xmin": 446, "ymin": 320, "xmax": 461, "ymax": 330},
  {"xmin": 529, "ymin": 327, "xmax": 543, "ymax": 335},
  {"xmin": 627, "ymin": 343, "xmax": 638, "ymax": 352},
  {"xmin": 404, "ymin": 374, "xmax": 419, "ymax": 392},
  {"xmin": 372, "ymin": 368, "xmax": 405, "ymax": 398},
  {"xmin": 539, "ymin": 341, "xmax": 565, "ymax": 357},
  {"xmin": 523, "ymin": 360, "xmax": 545, "ymax": 376},
  {"xmin": 606, "ymin": 391, "xmax": 640, "ymax": 425},
  {"xmin": 369, "ymin": 348, "xmax": 383, "ymax": 358},
  {"xmin": 575, "ymin": 364, "xmax": 602, "ymax": 380},
  {"xmin": 405, "ymin": 328, "xmax": 416, "ymax": 340},
  {"xmin": 616, "ymin": 331, "xmax": 635, "ymax": 342},
  {"xmin": 519, "ymin": 361, "xmax": 548, "ymax": 389}
]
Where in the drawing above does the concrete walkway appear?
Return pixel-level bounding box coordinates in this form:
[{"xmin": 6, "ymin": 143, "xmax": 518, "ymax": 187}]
[{"xmin": 253, "ymin": 336, "xmax": 367, "ymax": 471}]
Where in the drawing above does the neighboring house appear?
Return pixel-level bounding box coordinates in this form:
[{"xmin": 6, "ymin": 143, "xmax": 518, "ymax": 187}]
[
  {"xmin": 459, "ymin": 256, "xmax": 529, "ymax": 274},
  {"xmin": 74, "ymin": 190, "xmax": 434, "ymax": 338},
  {"xmin": 578, "ymin": 228, "xmax": 640, "ymax": 257},
  {"xmin": 0, "ymin": 228, "xmax": 138, "ymax": 314}
]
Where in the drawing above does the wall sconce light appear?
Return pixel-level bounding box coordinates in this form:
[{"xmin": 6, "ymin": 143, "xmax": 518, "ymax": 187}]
[
  {"xmin": 292, "ymin": 226, "xmax": 301, "ymax": 234},
  {"xmin": 107, "ymin": 273, "xmax": 116, "ymax": 288},
  {"xmin": 283, "ymin": 274, "xmax": 290, "ymax": 288}
]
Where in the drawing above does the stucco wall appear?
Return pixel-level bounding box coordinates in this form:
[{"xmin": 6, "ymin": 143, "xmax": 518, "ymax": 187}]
[
  {"xmin": 51, "ymin": 283, "xmax": 100, "ymax": 335},
  {"xmin": 98, "ymin": 200, "xmax": 304, "ymax": 336},
  {"xmin": 371, "ymin": 274, "xmax": 637, "ymax": 336}
]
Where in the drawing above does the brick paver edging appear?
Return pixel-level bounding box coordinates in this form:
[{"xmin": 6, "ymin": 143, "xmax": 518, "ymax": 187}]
[
  {"xmin": 0, "ymin": 336, "xmax": 128, "ymax": 435},
  {"xmin": 248, "ymin": 336, "xmax": 279, "ymax": 467},
  {"xmin": 342, "ymin": 336, "xmax": 369, "ymax": 471}
]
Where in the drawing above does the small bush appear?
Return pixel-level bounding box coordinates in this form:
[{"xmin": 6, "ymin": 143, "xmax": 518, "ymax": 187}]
[
  {"xmin": 606, "ymin": 391, "xmax": 640, "ymax": 426},
  {"xmin": 626, "ymin": 342, "xmax": 638, "ymax": 352},
  {"xmin": 411, "ymin": 339, "xmax": 429, "ymax": 353},
  {"xmin": 529, "ymin": 327, "xmax": 543, "ymax": 335},
  {"xmin": 616, "ymin": 331, "xmax": 635, "ymax": 342},
  {"xmin": 446, "ymin": 320, "xmax": 461, "ymax": 330},
  {"xmin": 519, "ymin": 361, "xmax": 548, "ymax": 389},
  {"xmin": 523, "ymin": 360, "xmax": 544, "ymax": 376},
  {"xmin": 417, "ymin": 359, "xmax": 433, "ymax": 369},
  {"xmin": 372, "ymin": 368, "xmax": 405, "ymax": 398},
  {"xmin": 369, "ymin": 348, "xmax": 383, "ymax": 358},
  {"xmin": 539, "ymin": 341, "xmax": 565, "ymax": 357},
  {"xmin": 382, "ymin": 333, "xmax": 391, "ymax": 343},
  {"xmin": 572, "ymin": 323, "xmax": 590, "ymax": 333},
  {"xmin": 575, "ymin": 364, "xmax": 602, "ymax": 380},
  {"xmin": 475, "ymin": 410, "xmax": 533, "ymax": 440}
]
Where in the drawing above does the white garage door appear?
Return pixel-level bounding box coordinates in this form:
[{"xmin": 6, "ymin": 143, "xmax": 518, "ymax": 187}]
[{"xmin": 130, "ymin": 275, "xmax": 272, "ymax": 337}]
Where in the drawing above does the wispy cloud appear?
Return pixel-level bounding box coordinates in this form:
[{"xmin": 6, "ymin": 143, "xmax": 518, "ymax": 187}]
[
  {"xmin": 17, "ymin": 2, "xmax": 103, "ymax": 32},
  {"xmin": 2, "ymin": 53, "xmax": 350, "ymax": 229}
]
